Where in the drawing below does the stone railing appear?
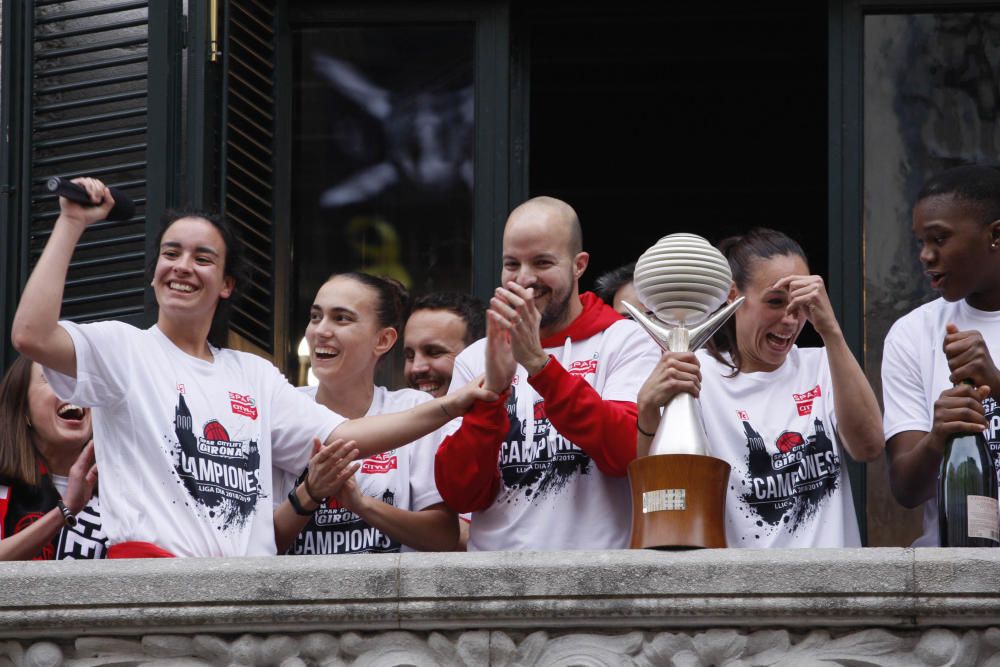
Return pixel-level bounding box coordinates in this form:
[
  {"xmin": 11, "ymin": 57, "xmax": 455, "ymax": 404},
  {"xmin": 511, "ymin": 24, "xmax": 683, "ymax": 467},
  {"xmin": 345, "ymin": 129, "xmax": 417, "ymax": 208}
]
[{"xmin": 2, "ymin": 548, "xmax": 1000, "ymax": 665}]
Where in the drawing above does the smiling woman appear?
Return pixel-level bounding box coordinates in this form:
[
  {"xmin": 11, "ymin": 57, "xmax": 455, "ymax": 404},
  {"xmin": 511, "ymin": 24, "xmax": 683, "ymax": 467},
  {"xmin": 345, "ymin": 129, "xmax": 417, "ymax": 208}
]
[
  {"xmin": 0, "ymin": 357, "xmax": 103, "ymax": 560},
  {"xmin": 144, "ymin": 210, "xmax": 247, "ymax": 352},
  {"xmin": 9, "ymin": 178, "xmax": 495, "ymax": 559},
  {"xmin": 273, "ymin": 273, "xmax": 459, "ymax": 556}
]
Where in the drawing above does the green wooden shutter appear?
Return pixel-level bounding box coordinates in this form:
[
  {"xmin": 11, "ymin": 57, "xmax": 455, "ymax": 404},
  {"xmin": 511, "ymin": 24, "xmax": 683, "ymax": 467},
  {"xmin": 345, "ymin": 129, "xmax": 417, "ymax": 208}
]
[{"xmin": 0, "ymin": 0, "xmax": 184, "ymax": 365}]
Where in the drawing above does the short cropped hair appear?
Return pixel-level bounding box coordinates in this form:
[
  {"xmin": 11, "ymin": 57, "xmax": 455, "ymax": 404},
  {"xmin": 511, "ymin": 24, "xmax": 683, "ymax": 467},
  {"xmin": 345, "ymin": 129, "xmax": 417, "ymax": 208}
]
[
  {"xmin": 594, "ymin": 262, "xmax": 636, "ymax": 306},
  {"xmin": 918, "ymin": 164, "xmax": 1000, "ymax": 225},
  {"xmin": 409, "ymin": 292, "xmax": 486, "ymax": 345}
]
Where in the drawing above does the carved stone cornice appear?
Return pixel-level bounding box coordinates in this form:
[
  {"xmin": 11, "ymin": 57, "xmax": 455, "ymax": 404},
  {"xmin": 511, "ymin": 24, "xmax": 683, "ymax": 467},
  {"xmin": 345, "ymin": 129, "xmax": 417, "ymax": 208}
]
[{"xmin": 2, "ymin": 548, "xmax": 1000, "ymax": 640}]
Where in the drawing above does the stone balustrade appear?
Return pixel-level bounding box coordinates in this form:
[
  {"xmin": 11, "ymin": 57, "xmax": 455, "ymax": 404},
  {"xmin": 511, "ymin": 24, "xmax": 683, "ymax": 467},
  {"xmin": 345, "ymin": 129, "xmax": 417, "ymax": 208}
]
[{"xmin": 1, "ymin": 548, "xmax": 1000, "ymax": 665}]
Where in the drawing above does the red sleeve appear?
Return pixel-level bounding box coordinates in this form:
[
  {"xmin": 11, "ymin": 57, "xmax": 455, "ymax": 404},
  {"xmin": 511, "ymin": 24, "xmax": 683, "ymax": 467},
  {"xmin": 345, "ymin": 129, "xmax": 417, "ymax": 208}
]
[
  {"xmin": 528, "ymin": 356, "xmax": 638, "ymax": 477},
  {"xmin": 434, "ymin": 391, "xmax": 510, "ymax": 513},
  {"xmin": 0, "ymin": 484, "xmax": 9, "ymax": 540}
]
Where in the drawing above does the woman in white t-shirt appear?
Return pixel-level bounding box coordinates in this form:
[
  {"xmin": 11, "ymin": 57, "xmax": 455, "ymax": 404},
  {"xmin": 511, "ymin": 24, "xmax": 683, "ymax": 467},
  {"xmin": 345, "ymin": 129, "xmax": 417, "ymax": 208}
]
[
  {"xmin": 10, "ymin": 178, "xmax": 493, "ymax": 558},
  {"xmin": 274, "ymin": 273, "xmax": 458, "ymax": 554},
  {"xmin": 636, "ymin": 228, "xmax": 884, "ymax": 547}
]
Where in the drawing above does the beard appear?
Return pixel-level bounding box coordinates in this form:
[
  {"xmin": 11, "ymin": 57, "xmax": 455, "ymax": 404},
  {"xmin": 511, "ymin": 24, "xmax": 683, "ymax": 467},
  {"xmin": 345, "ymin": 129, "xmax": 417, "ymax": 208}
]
[{"xmin": 537, "ymin": 284, "xmax": 574, "ymax": 329}]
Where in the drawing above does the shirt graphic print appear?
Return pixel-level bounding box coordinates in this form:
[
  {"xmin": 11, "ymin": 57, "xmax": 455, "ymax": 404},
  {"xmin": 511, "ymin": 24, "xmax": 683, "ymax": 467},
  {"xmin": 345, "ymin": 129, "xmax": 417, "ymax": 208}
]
[
  {"xmin": 172, "ymin": 392, "xmax": 261, "ymax": 528},
  {"xmin": 498, "ymin": 382, "xmax": 591, "ymax": 502},
  {"xmin": 736, "ymin": 414, "xmax": 841, "ymax": 537}
]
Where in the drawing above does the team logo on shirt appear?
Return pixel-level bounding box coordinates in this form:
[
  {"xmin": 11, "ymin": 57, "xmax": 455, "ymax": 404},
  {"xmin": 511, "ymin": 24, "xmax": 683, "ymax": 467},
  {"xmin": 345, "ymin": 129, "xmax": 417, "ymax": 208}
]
[
  {"xmin": 735, "ymin": 416, "xmax": 840, "ymax": 542},
  {"xmin": 293, "ymin": 488, "xmax": 396, "ymax": 554},
  {"xmin": 792, "ymin": 385, "xmax": 822, "ymax": 416},
  {"xmin": 568, "ymin": 359, "xmax": 598, "ymax": 377},
  {"xmin": 229, "ymin": 391, "xmax": 258, "ymax": 420},
  {"xmin": 171, "ymin": 393, "xmax": 261, "ymax": 528},
  {"xmin": 498, "ymin": 387, "xmax": 590, "ymax": 502},
  {"xmin": 360, "ymin": 453, "xmax": 398, "ymax": 474},
  {"xmin": 980, "ymin": 396, "xmax": 1000, "ymax": 485}
]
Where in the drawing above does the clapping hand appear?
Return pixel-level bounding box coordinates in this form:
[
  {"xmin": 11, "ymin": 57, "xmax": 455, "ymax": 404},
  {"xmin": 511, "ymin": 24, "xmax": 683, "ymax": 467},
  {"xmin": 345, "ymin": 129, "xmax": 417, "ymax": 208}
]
[
  {"xmin": 63, "ymin": 441, "xmax": 98, "ymax": 514},
  {"xmin": 305, "ymin": 438, "xmax": 361, "ymax": 502},
  {"xmin": 490, "ymin": 283, "xmax": 549, "ymax": 376}
]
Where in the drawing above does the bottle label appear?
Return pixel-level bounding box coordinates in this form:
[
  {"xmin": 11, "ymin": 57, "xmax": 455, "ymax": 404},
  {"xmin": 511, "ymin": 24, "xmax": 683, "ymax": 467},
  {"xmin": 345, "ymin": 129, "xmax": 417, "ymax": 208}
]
[{"xmin": 967, "ymin": 495, "xmax": 1000, "ymax": 543}]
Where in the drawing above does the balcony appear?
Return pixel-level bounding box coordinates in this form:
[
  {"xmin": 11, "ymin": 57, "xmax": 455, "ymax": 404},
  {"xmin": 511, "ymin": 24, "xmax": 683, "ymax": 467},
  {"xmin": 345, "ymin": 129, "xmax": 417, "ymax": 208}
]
[{"xmin": 2, "ymin": 548, "xmax": 1000, "ymax": 664}]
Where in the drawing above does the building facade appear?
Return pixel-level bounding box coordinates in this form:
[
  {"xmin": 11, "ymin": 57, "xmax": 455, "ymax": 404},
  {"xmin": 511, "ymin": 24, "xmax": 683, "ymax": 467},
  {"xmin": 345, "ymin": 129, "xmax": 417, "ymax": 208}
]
[{"xmin": 1, "ymin": 0, "xmax": 999, "ymax": 546}]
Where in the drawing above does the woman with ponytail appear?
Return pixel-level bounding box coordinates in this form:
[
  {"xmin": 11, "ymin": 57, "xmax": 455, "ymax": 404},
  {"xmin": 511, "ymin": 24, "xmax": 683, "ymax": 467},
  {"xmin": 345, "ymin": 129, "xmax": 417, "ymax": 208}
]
[
  {"xmin": 636, "ymin": 228, "xmax": 883, "ymax": 547},
  {"xmin": 274, "ymin": 273, "xmax": 459, "ymax": 554}
]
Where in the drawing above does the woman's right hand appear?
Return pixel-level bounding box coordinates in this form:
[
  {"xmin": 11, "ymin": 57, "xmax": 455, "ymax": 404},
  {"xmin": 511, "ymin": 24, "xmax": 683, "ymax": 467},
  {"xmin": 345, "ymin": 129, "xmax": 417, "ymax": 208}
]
[
  {"xmin": 637, "ymin": 352, "xmax": 701, "ymax": 429},
  {"xmin": 59, "ymin": 177, "xmax": 115, "ymax": 228},
  {"xmin": 332, "ymin": 476, "xmax": 366, "ymax": 515},
  {"xmin": 63, "ymin": 441, "xmax": 98, "ymax": 514},
  {"xmin": 442, "ymin": 374, "xmax": 501, "ymax": 417}
]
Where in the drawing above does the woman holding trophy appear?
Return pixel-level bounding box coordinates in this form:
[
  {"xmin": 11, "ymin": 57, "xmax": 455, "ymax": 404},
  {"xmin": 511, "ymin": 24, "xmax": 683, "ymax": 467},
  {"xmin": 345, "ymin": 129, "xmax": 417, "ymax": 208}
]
[{"xmin": 636, "ymin": 228, "xmax": 883, "ymax": 547}]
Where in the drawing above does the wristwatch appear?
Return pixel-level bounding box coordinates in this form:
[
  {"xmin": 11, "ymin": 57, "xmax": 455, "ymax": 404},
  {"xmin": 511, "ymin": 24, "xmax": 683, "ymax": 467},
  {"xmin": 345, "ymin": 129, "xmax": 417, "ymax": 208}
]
[
  {"xmin": 288, "ymin": 484, "xmax": 317, "ymax": 516},
  {"xmin": 57, "ymin": 499, "xmax": 77, "ymax": 528}
]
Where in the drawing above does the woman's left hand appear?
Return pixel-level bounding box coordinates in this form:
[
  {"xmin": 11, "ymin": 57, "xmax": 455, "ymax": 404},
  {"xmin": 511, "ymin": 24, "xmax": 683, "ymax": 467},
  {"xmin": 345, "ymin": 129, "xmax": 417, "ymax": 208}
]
[
  {"xmin": 305, "ymin": 438, "xmax": 360, "ymax": 501},
  {"xmin": 63, "ymin": 440, "xmax": 98, "ymax": 514},
  {"xmin": 773, "ymin": 275, "xmax": 840, "ymax": 339}
]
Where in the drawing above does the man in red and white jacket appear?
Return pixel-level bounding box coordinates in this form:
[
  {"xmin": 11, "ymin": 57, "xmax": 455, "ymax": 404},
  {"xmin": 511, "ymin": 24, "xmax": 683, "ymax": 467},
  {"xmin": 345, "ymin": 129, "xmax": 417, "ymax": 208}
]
[{"xmin": 434, "ymin": 196, "xmax": 660, "ymax": 550}]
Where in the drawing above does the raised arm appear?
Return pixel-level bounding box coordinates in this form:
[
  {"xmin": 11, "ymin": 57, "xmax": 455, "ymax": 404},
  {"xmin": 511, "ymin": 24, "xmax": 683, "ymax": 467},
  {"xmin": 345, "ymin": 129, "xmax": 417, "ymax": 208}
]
[
  {"xmin": 329, "ymin": 377, "xmax": 497, "ymax": 458},
  {"xmin": 433, "ymin": 313, "xmax": 515, "ymax": 513},
  {"xmin": 776, "ymin": 275, "xmax": 884, "ymax": 462},
  {"xmin": 489, "ymin": 281, "xmax": 651, "ymax": 475},
  {"xmin": 11, "ymin": 179, "xmax": 114, "ymax": 377}
]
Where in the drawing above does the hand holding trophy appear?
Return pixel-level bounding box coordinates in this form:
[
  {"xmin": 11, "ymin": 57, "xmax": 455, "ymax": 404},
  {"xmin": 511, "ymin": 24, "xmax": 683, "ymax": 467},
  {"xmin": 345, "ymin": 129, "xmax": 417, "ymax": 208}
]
[{"xmin": 624, "ymin": 233, "xmax": 744, "ymax": 549}]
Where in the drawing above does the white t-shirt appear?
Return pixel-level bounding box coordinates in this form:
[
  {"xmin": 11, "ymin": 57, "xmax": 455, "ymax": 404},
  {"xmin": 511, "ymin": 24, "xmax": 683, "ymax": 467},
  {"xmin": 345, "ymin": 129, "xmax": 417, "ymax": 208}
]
[
  {"xmin": 44, "ymin": 321, "xmax": 344, "ymax": 557},
  {"xmin": 697, "ymin": 347, "xmax": 860, "ymax": 548},
  {"xmin": 882, "ymin": 298, "xmax": 1000, "ymax": 546},
  {"xmin": 273, "ymin": 385, "xmax": 445, "ymax": 554},
  {"xmin": 447, "ymin": 318, "xmax": 660, "ymax": 551}
]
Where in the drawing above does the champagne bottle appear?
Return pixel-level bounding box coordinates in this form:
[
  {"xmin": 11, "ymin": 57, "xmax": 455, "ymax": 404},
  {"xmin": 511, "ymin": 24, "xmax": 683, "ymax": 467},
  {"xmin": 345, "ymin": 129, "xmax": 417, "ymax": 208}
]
[{"xmin": 938, "ymin": 388, "xmax": 1000, "ymax": 547}]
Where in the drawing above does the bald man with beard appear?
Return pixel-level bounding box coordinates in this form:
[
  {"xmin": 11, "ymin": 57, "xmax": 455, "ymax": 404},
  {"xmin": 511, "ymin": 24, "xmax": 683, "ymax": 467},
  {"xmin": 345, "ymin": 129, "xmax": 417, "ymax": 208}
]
[{"xmin": 434, "ymin": 197, "xmax": 661, "ymax": 551}]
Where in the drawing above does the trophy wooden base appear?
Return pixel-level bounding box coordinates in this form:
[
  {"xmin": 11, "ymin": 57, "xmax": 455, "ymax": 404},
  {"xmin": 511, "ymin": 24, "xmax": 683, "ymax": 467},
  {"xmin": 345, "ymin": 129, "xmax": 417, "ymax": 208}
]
[{"xmin": 628, "ymin": 453, "xmax": 731, "ymax": 550}]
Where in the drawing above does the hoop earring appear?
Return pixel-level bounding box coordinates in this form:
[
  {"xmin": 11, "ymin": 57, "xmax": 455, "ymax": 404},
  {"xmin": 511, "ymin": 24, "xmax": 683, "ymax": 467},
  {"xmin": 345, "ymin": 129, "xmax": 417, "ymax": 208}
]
[{"xmin": 25, "ymin": 416, "xmax": 32, "ymax": 429}]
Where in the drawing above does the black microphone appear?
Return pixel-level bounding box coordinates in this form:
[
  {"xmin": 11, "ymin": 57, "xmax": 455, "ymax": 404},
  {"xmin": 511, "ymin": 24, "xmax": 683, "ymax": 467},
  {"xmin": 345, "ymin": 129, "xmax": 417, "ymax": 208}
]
[{"xmin": 45, "ymin": 176, "xmax": 136, "ymax": 222}]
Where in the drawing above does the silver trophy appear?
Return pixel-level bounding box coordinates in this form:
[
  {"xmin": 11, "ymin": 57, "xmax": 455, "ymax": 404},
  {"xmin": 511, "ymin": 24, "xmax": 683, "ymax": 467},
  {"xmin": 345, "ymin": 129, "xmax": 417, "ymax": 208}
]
[{"xmin": 623, "ymin": 233, "xmax": 744, "ymax": 549}]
